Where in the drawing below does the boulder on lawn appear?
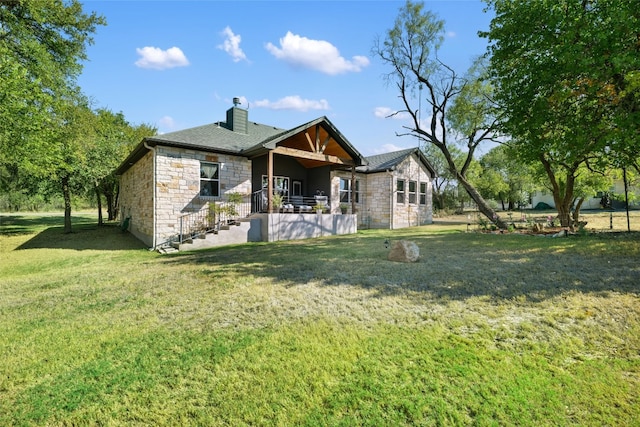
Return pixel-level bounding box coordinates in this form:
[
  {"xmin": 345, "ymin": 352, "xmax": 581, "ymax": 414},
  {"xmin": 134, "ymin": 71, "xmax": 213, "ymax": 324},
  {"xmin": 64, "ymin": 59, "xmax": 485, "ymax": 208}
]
[{"xmin": 388, "ymin": 240, "xmax": 420, "ymax": 263}]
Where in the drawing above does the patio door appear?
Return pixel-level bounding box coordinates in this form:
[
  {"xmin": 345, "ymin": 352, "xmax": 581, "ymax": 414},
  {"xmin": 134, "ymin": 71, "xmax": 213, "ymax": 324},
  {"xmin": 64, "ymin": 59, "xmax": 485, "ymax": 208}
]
[
  {"xmin": 262, "ymin": 175, "xmax": 290, "ymax": 200},
  {"xmin": 292, "ymin": 180, "xmax": 302, "ymax": 197}
]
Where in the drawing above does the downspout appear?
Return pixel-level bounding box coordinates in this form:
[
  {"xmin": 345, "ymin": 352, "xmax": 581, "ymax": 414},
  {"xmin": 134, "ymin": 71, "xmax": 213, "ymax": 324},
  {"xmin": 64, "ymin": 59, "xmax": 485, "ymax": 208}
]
[
  {"xmin": 144, "ymin": 141, "xmax": 157, "ymax": 250},
  {"xmin": 388, "ymin": 170, "xmax": 394, "ymax": 230}
]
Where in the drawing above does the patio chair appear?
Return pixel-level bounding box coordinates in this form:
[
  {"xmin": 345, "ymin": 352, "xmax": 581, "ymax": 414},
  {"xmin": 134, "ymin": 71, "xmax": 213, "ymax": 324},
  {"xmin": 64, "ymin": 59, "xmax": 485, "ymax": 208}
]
[
  {"xmin": 291, "ymin": 195, "xmax": 312, "ymax": 213},
  {"xmin": 282, "ymin": 203, "xmax": 294, "ymax": 213}
]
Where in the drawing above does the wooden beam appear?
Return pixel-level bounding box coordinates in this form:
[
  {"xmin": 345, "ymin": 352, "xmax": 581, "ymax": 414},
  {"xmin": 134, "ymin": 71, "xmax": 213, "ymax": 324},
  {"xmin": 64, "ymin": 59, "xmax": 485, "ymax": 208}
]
[
  {"xmin": 315, "ymin": 124, "xmax": 320, "ymax": 153},
  {"xmin": 304, "ymin": 131, "xmax": 315, "ymax": 152},
  {"xmin": 319, "ymin": 135, "xmax": 331, "ymax": 154},
  {"xmin": 272, "ymin": 146, "xmax": 355, "ymax": 166}
]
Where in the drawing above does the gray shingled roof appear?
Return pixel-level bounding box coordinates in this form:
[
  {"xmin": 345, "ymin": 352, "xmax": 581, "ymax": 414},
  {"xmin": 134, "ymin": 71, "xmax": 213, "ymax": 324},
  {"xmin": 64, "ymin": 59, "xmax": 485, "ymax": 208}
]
[
  {"xmin": 359, "ymin": 148, "xmax": 416, "ymax": 172},
  {"xmin": 115, "ymin": 110, "xmax": 434, "ymax": 177},
  {"xmin": 115, "ymin": 119, "xmax": 287, "ymax": 175},
  {"xmin": 359, "ymin": 147, "xmax": 437, "ymax": 176},
  {"xmin": 147, "ymin": 121, "xmax": 286, "ymax": 153},
  {"xmin": 116, "ymin": 113, "xmax": 369, "ymax": 175}
]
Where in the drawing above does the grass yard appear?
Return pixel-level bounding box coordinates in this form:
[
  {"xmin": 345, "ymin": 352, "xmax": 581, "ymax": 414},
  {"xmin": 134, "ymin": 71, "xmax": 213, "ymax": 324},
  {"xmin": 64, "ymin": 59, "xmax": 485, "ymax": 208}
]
[{"xmin": 1, "ymin": 211, "xmax": 639, "ymax": 426}]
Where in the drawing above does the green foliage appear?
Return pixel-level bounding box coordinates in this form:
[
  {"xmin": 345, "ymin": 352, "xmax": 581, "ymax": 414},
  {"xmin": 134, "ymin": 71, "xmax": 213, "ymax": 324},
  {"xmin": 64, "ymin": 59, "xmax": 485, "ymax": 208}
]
[
  {"xmin": 447, "ymin": 56, "xmax": 500, "ymax": 140},
  {"xmin": 483, "ymin": 0, "xmax": 640, "ymax": 225},
  {"xmin": 0, "ymin": 0, "xmax": 105, "ymax": 169},
  {"xmin": 474, "ymin": 145, "xmax": 538, "ymax": 209},
  {"xmin": 271, "ymin": 193, "xmax": 284, "ymax": 209},
  {"xmin": 0, "ymin": 1, "xmax": 108, "ymax": 227},
  {"xmin": 224, "ymin": 192, "xmax": 243, "ymax": 217},
  {"xmin": 423, "ymin": 144, "xmax": 472, "ymax": 211},
  {"xmin": 87, "ymin": 109, "xmax": 156, "ymax": 221},
  {"xmin": 226, "ymin": 192, "xmax": 243, "ymax": 205}
]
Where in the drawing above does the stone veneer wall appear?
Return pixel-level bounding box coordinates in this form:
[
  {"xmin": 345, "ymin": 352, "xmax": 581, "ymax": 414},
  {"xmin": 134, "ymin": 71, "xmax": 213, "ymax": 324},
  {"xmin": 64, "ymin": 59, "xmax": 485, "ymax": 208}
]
[
  {"xmin": 120, "ymin": 145, "xmax": 433, "ymax": 246},
  {"xmin": 119, "ymin": 151, "xmax": 154, "ymax": 246},
  {"xmin": 120, "ymin": 145, "xmax": 252, "ymax": 248},
  {"xmin": 363, "ymin": 172, "xmax": 393, "ymax": 228},
  {"xmin": 330, "ymin": 170, "xmax": 385, "ymax": 227},
  {"xmin": 331, "ymin": 169, "xmax": 393, "ymax": 229},
  {"xmin": 330, "ymin": 153, "xmax": 434, "ymax": 230},
  {"xmin": 154, "ymin": 146, "xmax": 252, "ymax": 245},
  {"xmin": 389, "ymin": 154, "xmax": 433, "ymax": 229}
]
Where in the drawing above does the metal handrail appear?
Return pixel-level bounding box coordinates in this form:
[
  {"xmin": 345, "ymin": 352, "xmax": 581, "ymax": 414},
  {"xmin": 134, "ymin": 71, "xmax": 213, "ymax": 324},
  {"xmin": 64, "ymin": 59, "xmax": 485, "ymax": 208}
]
[
  {"xmin": 252, "ymin": 189, "xmax": 331, "ymax": 213},
  {"xmin": 177, "ymin": 195, "xmax": 252, "ymax": 244}
]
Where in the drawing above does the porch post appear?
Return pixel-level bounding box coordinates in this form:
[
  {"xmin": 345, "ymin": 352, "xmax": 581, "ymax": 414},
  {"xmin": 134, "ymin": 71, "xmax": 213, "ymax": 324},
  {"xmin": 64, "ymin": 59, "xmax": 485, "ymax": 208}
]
[
  {"xmin": 267, "ymin": 150, "xmax": 274, "ymax": 212},
  {"xmin": 351, "ymin": 165, "xmax": 356, "ymax": 214}
]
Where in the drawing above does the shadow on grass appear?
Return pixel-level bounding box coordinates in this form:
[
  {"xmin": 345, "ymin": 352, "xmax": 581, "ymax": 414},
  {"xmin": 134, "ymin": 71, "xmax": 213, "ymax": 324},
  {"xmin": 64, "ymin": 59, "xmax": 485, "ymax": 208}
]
[
  {"xmin": 0, "ymin": 214, "xmax": 96, "ymax": 236},
  {"xmin": 14, "ymin": 223, "xmax": 147, "ymax": 251},
  {"xmin": 164, "ymin": 230, "xmax": 640, "ymax": 303}
]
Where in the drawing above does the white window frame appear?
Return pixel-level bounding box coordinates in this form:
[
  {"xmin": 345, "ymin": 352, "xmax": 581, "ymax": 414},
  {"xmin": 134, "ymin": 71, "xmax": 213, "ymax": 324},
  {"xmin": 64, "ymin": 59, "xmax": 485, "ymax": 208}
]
[
  {"xmin": 262, "ymin": 175, "xmax": 289, "ymax": 198},
  {"xmin": 199, "ymin": 161, "xmax": 220, "ymax": 198},
  {"xmin": 408, "ymin": 180, "xmax": 417, "ymax": 204},
  {"xmin": 339, "ymin": 178, "xmax": 360, "ymax": 203},
  {"xmin": 419, "ymin": 182, "xmax": 427, "ymax": 205},
  {"xmin": 396, "ymin": 179, "xmax": 405, "ymax": 204}
]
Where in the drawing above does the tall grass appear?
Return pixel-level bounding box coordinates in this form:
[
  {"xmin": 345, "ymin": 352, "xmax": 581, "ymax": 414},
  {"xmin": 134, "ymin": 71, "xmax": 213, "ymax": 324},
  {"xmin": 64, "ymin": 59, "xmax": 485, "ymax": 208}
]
[{"xmin": 1, "ymin": 212, "xmax": 639, "ymax": 426}]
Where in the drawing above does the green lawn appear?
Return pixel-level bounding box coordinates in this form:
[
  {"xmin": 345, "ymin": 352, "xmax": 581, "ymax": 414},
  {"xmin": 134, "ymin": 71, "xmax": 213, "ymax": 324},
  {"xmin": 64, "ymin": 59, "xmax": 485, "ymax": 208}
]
[{"xmin": 1, "ymin": 212, "xmax": 639, "ymax": 426}]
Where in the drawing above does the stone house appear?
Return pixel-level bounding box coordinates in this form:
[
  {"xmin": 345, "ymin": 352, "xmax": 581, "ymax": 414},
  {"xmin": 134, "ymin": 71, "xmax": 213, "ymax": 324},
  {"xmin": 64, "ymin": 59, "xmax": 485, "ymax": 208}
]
[{"xmin": 116, "ymin": 101, "xmax": 435, "ymax": 250}]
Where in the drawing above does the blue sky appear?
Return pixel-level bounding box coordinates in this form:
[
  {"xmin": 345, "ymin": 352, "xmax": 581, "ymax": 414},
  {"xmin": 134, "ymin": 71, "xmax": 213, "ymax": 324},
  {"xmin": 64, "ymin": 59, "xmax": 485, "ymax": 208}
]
[{"xmin": 78, "ymin": 0, "xmax": 493, "ymax": 156}]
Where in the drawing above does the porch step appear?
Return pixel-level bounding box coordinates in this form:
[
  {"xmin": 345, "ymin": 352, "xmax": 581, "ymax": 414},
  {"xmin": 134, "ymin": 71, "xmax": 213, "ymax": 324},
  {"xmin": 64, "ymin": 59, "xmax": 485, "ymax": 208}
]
[
  {"xmin": 158, "ymin": 246, "xmax": 179, "ymax": 254},
  {"xmin": 171, "ymin": 218, "xmax": 261, "ymax": 252}
]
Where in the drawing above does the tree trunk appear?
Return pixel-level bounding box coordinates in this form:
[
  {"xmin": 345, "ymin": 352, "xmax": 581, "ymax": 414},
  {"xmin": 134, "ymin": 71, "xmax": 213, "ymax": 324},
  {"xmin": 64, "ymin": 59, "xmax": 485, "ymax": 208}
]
[
  {"xmin": 95, "ymin": 184, "xmax": 103, "ymax": 225},
  {"xmin": 555, "ymin": 202, "xmax": 572, "ymax": 228},
  {"xmin": 62, "ymin": 175, "xmax": 72, "ymax": 234},
  {"xmin": 457, "ymin": 174, "xmax": 508, "ymax": 229},
  {"xmin": 105, "ymin": 192, "xmax": 115, "ymax": 221},
  {"xmin": 112, "ymin": 183, "xmax": 120, "ymax": 221},
  {"xmin": 572, "ymin": 197, "xmax": 585, "ymax": 225},
  {"xmin": 540, "ymin": 154, "xmax": 577, "ymax": 228},
  {"xmin": 102, "ymin": 182, "xmax": 117, "ymax": 221}
]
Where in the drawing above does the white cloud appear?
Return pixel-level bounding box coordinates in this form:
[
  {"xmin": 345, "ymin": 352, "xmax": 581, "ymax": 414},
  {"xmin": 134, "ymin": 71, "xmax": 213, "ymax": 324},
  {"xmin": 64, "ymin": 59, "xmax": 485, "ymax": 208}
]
[
  {"xmin": 374, "ymin": 107, "xmax": 410, "ymax": 120},
  {"xmin": 372, "ymin": 143, "xmax": 410, "ymax": 155},
  {"xmin": 265, "ymin": 31, "xmax": 369, "ymax": 75},
  {"xmin": 447, "ymin": 31, "xmax": 457, "ymax": 38},
  {"xmin": 158, "ymin": 116, "xmax": 176, "ymax": 131},
  {"xmin": 253, "ymin": 95, "xmax": 330, "ymax": 112},
  {"xmin": 135, "ymin": 46, "xmax": 189, "ymax": 70},
  {"xmin": 218, "ymin": 26, "xmax": 248, "ymax": 62}
]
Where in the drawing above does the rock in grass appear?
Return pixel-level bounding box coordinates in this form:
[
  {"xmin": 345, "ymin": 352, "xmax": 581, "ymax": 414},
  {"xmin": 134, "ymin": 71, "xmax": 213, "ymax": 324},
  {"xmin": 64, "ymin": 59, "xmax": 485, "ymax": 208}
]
[{"xmin": 388, "ymin": 240, "xmax": 420, "ymax": 263}]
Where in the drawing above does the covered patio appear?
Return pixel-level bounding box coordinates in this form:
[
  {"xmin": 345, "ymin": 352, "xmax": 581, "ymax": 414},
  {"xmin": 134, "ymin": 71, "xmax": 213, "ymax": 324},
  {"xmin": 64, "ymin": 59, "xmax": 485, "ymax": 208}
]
[{"xmin": 245, "ymin": 116, "xmax": 367, "ymax": 215}]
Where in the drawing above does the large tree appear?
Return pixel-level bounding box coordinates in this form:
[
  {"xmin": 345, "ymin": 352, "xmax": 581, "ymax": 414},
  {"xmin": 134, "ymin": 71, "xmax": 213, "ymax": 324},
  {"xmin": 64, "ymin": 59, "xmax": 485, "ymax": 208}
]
[
  {"xmin": 49, "ymin": 94, "xmax": 97, "ymax": 233},
  {"xmin": 482, "ymin": 0, "xmax": 640, "ymax": 227},
  {"xmin": 475, "ymin": 144, "xmax": 537, "ymax": 211},
  {"xmin": 87, "ymin": 109, "xmax": 156, "ymax": 224},
  {"xmin": 0, "ymin": 0, "xmax": 105, "ymax": 206},
  {"xmin": 374, "ymin": 1, "xmax": 508, "ymax": 228}
]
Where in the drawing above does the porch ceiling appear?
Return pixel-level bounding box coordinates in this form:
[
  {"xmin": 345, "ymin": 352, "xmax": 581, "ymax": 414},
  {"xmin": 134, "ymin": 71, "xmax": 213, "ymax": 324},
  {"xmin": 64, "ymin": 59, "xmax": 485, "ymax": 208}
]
[{"xmin": 274, "ymin": 124, "xmax": 356, "ymax": 169}]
